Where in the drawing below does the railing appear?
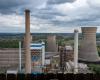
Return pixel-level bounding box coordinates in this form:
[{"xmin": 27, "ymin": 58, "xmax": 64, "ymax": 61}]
[{"xmin": 0, "ymin": 74, "xmax": 99, "ymax": 80}]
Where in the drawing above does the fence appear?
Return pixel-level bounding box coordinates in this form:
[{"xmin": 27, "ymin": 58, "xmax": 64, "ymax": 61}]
[{"xmin": 0, "ymin": 74, "xmax": 100, "ymax": 80}]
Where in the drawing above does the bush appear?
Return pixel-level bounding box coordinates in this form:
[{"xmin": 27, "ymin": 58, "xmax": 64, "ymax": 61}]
[
  {"xmin": 0, "ymin": 40, "xmax": 19, "ymax": 48},
  {"xmin": 88, "ymin": 64, "xmax": 100, "ymax": 74}
]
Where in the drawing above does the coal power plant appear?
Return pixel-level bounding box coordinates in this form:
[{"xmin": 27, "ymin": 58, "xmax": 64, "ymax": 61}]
[
  {"xmin": 79, "ymin": 27, "xmax": 100, "ymax": 62},
  {"xmin": 0, "ymin": 9, "xmax": 100, "ymax": 74}
]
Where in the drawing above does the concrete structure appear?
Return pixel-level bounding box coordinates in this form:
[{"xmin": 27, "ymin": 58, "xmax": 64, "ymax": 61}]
[
  {"xmin": 23, "ymin": 34, "xmax": 32, "ymax": 48},
  {"xmin": 74, "ymin": 29, "xmax": 79, "ymax": 74},
  {"xmin": 59, "ymin": 47, "xmax": 66, "ymax": 72},
  {"xmin": 79, "ymin": 27, "xmax": 100, "ymax": 62},
  {"xmin": 65, "ymin": 46, "xmax": 74, "ymax": 61},
  {"xmin": 25, "ymin": 9, "xmax": 31, "ymax": 73},
  {"xmin": 66, "ymin": 61, "xmax": 91, "ymax": 73},
  {"xmin": 47, "ymin": 35, "xmax": 58, "ymax": 52},
  {"xmin": 41, "ymin": 42, "xmax": 45, "ymax": 66},
  {"xmin": 0, "ymin": 48, "xmax": 25, "ymax": 70},
  {"xmin": 65, "ymin": 46, "xmax": 73, "ymax": 50}
]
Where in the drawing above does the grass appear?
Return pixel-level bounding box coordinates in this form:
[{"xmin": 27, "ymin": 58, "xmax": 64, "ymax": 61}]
[{"xmin": 88, "ymin": 64, "xmax": 100, "ymax": 74}]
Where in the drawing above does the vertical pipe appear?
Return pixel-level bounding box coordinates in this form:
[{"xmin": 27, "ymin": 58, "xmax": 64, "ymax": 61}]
[
  {"xmin": 19, "ymin": 41, "xmax": 21, "ymax": 72},
  {"xmin": 25, "ymin": 9, "xmax": 31, "ymax": 73},
  {"xmin": 74, "ymin": 29, "xmax": 78, "ymax": 74},
  {"xmin": 42, "ymin": 42, "xmax": 45, "ymax": 66}
]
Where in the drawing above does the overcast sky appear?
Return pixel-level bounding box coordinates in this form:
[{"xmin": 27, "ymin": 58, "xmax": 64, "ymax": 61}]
[{"xmin": 0, "ymin": 0, "xmax": 100, "ymax": 33}]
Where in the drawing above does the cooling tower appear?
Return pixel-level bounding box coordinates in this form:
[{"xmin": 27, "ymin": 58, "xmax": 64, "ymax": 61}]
[
  {"xmin": 79, "ymin": 27, "xmax": 100, "ymax": 62},
  {"xmin": 47, "ymin": 35, "xmax": 58, "ymax": 52}
]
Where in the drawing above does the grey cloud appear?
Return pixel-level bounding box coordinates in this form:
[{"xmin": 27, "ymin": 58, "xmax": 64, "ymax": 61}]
[
  {"xmin": 50, "ymin": 19, "xmax": 100, "ymax": 27},
  {"xmin": 0, "ymin": 26, "xmax": 25, "ymax": 33},
  {"xmin": 48, "ymin": 9, "xmax": 100, "ymax": 27},
  {"xmin": 47, "ymin": 0, "xmax": 75, "ymax": 4},
  {"xmin": 0, "ymin": 0, "xmax": 28, "ymax": 14},
  {"xmin": 87, "ymin": 0, "xmax": 100, "ymax": 9},
  {"xmin": 0, "ymin": 0, "xmax": 48, "ymax": 14},
  {"xmin": 31, "ymin": 8, "xmax": 65, "ymax": 20},
  {"xmin": 31, "ymin": 4, "xmax": 100, "ymax": 27},
  {"xmin": 0, "ymin": 0, "xmax": 100, "ymax": 33}
]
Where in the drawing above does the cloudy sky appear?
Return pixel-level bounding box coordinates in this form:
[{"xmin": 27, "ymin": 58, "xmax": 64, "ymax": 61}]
[{"xmin": 0, "ymin": 0, "xmax": 100, "ymax": 33}]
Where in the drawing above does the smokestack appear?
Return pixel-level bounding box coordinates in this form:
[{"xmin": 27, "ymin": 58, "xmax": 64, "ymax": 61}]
[
  {"xmin": 23, "ymin": 34, "xmax": 32, "ymax": 48},
  {"xmin": 25, "ymin": 9, "xmax": 31, "ymax": 73},
  {"xmin": 79, "ymin": 27, "xmax": 100, "ymax": 62},
  {"xmin": 47, "ymin": 35, "xmax": 58, "ymax": 52},
  {"xmin": 74, "ymin": 29, "xmax": 78, "ymax": 74}
]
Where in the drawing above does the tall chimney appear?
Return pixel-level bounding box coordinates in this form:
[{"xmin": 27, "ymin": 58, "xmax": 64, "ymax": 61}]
[
  {"xmin": 25, "ymin": 9, "xmax": 31, "ymax": 73},
  {"xmin": 74, "ymin": 29, "xmax": 78, "ymax": 74},
  {"xmin": 79, "ymin": 27, "xmax": 100, "ymax": 62}
]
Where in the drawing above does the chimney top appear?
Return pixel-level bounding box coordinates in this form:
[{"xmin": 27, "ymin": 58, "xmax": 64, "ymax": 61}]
[
  {"xmin": 25, "ymin": 9, "xmax": 30, "ymax": 12},
  {"xmin": 74, "ymin": 29, "xmax": 78, "ymax": 32}
]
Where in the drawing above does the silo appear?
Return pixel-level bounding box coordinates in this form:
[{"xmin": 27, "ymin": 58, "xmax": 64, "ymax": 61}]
[{"xmin": 79, "ymin": 27, "xmax": 100, "ymax": 62}]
